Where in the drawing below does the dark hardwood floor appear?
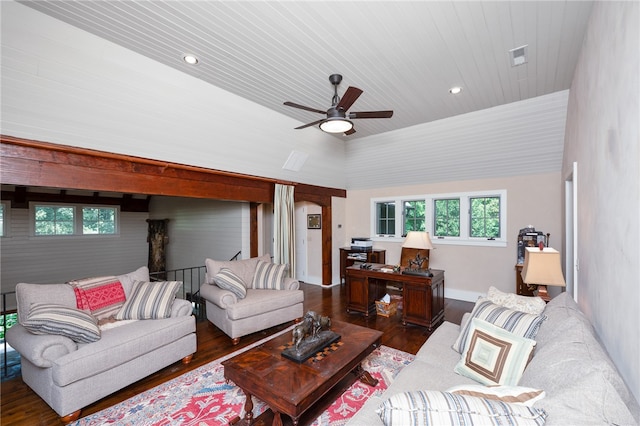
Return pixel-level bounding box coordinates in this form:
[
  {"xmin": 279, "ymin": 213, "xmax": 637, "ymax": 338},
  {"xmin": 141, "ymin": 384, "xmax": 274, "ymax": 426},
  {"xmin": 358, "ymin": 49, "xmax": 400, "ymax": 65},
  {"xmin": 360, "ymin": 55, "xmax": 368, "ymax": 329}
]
[{"xmin": 0, "ymin": 283, "xmax": 473, "ymax": 425}]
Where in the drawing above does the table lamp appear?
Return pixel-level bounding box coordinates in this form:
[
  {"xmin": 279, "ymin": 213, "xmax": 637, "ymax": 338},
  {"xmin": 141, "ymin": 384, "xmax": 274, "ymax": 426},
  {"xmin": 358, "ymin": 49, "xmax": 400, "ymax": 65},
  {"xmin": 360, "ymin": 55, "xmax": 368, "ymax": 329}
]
[
  {"xmin": 401, "ymin": 231, "xmax": 434, "ymax": 276},
  {"xmin": 520, "ymin": 246, "xmax": 566, "ymax": 302}
]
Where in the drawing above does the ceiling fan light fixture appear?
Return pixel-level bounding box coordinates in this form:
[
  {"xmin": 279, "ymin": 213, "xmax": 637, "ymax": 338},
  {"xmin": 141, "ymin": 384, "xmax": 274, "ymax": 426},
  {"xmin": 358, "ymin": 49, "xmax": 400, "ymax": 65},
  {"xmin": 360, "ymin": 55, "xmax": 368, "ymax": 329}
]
[
  {"xmin": 320, "ymin": 118, "xmax": 353, "ymax": 133},
  {"xmin": 449, "ymin": 86, "xmax": 462, "ymax": 94}
]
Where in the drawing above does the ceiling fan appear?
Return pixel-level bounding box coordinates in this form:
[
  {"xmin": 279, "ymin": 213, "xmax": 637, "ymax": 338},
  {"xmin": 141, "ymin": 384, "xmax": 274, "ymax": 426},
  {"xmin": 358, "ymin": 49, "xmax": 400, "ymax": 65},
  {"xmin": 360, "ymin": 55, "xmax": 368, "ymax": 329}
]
[{"xmin": 284, "ymin": 74, "xmax": 393, "ymax": 135}]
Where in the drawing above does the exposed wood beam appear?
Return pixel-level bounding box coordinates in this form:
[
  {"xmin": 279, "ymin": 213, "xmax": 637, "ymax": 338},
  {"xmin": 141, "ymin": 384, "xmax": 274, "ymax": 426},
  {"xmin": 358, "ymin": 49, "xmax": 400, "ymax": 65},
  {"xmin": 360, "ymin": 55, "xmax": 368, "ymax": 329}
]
[{"xmin": 1, "ymin": 135, "xmax": 344, "ymax": 285}]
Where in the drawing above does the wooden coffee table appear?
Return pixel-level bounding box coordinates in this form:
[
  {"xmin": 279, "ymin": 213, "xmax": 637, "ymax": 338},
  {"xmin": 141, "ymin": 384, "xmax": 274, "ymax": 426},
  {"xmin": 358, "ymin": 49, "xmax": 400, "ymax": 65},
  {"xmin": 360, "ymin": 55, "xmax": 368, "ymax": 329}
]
[{"xmin": 223, "ymin": 320, "xmax": 383, "ymax": 426}]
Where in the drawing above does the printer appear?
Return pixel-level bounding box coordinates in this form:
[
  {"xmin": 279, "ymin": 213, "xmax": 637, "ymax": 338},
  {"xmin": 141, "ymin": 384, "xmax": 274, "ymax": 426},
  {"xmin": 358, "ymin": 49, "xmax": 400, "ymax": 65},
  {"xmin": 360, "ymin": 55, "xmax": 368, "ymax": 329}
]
[{"xmin": 351, "ymin": 237, "xmax": 373, "ymax": 252}]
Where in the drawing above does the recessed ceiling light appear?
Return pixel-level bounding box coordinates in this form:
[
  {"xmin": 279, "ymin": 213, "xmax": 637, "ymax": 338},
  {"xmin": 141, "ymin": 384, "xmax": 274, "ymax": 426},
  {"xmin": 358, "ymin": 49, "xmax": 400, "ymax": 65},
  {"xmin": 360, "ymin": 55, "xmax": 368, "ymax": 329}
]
[
  {"xmin": 449, "ymin": 86, "xmax": 462, "ymax": 95},
  {"xmin": 182, "ymin": 54, "xmax": 199, "ymax": 65}
]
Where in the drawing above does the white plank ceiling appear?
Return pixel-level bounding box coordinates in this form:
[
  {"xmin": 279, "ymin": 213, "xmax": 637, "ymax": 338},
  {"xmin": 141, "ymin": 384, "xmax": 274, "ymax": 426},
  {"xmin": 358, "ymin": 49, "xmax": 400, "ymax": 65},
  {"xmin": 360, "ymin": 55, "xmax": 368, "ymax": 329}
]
[{"xmin": 16, "ymin": 0, "xmax": 594, "ymax": 142}]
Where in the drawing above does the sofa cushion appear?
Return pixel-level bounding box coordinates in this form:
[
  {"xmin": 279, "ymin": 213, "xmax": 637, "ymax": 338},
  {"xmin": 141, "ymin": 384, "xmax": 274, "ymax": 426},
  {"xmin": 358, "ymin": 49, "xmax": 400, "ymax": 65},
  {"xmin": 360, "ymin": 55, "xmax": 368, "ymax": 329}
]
[
  {"xmin": 454, "ymin": 318, "xmax": 536, "ymax": 386},
  {"xmin": 51, "ymin": 314, "xmax": 195, "ymax": 387},
  {"xmin": 252, "ymin": 261, "xmax": 288, "ymax": 290},
  {"xmin": 226, "ymin": 289, "xmax": 304, "ymax": 321},
  {"xmin": 446, "ymin": 384, "xmax": 545, "ymax": 406},
  {"xmin": 213, "ymin": 268, "xmax": 247, "ymax": 298},
  {"xmin": 67, "ymin": 276, "xmax": 126, "ymax": 320},
  {"xmin": 23, "ymin": 303, "xmax": 101, "ymax": 343},
  {"xmin": 453, "ymin": 298, "xmax": 546, "ymax": 353},
  {"xmin": 376, "ymin": 390, "xmax": 548, "ymax": 426},
  {"xmin": 116, "ymin": 266, "xmax": 150, "ymax": 298},
  {"xmin": 116, "ymin": 281, "xmax": 182, "ymax": 320},
  {"xmin": 205, "ymin": 254, "xmax": 271, "ymax": 289},
  {"xmin": 487, "ymin": 286, "xmax": 546, "ymax": 315}
]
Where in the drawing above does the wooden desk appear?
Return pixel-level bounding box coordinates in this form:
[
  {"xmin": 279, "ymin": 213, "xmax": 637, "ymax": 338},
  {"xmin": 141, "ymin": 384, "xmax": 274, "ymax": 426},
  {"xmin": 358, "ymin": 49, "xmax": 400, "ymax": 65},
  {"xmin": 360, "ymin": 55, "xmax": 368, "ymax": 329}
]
[{"xmin": 345, "ymin": 265, "xmax": 445, "ymax": 331}]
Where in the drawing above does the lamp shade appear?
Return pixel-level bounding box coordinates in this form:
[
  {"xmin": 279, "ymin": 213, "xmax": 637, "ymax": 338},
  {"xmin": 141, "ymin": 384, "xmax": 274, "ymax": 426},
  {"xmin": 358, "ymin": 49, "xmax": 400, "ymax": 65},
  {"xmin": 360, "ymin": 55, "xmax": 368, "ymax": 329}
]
[
  {"xmin": 402, "ymin": 231, "xmax": 434, "ymax": 250},
  {"xmin": 521, "ymin": 247, "xmax": 566, "ymax": 287}
]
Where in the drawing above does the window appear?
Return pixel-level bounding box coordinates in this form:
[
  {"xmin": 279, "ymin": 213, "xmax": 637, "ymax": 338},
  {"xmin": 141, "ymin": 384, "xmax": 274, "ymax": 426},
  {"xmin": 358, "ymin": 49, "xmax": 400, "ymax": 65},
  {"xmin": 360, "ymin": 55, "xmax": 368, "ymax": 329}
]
[
  {"xmin": 470, "ymin": 196, "xmax": 500, "ymax": 238},
  {"xmin": 35, "ymin": 205, "xmax": 74, "ymax": 235},
  {"xmin": 434, "ymin": 198, "xmax": 460, "ymax": 237},
  {"xmin": 83, "ymin": 207, "xmax": 116, "ymax": 234},
  {"xmin": 371, "ymin": 190, "xmax": 506, "ymax": 247},
  {"xmin": 0, "ymin": 202, "xmax": 5, "ymax": 237},
  {"xmin": 375, "ymin": 201, "xmax": 395, "ymax": 235},
  {"xmin": 31, "ymin": 203, "xmax": 118, "ymax": 236},
  {"xmin": 403, "ymin": 200, "xmax": 425, "ymax": 235}
]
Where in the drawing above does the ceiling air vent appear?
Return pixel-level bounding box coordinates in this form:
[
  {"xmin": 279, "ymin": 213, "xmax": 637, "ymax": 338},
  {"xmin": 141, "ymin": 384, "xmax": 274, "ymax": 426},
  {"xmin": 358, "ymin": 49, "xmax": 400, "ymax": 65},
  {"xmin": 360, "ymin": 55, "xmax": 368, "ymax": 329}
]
[{"xmin": 509, "ymin": 45, "xmax": 528, "ymax": 67}]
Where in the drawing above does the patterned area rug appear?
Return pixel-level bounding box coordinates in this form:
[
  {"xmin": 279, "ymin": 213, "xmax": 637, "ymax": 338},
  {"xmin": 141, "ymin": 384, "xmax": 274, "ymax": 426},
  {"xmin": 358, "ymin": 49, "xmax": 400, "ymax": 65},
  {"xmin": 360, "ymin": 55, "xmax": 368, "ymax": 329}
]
[{"xmin": 71, "ymin": 335, "xmax": 414, "ymax": 426}]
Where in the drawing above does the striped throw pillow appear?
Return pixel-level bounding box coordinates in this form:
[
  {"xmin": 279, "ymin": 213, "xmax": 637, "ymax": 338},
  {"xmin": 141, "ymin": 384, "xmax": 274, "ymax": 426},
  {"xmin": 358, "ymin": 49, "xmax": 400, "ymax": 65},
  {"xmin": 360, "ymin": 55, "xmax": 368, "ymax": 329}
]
[
  {"xmin": 252, "ymin": 261, "xmax": 288, "ymax": 290},
  {"xmin": 376, "ymin": 390, "xmax": 547, "ymax": 426},
  {"xmin": 23, "ymin": 303, "xmax": 101, "ymax": 343},
  {"xmin": 452, "ymin": 298, "xmax": 546, "ymax": 353},
  {"xmin": 116, "ymin": 280, "xmax": 182, "ymax": 320},
  {"xmin": 454, "ymin": 318, "xmax": 536, "ymax": 386},
  {"xmin": 213, "ymin": 268, "xmax": 247, "ymax": 298}
]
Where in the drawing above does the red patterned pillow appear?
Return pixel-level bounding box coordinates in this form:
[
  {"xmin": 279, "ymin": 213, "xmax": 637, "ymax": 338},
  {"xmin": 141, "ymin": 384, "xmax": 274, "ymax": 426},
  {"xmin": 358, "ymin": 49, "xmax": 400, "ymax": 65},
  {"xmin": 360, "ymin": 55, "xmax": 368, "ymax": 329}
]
[{"xmin": 68, "ymin": 276, "xmax": 126, "ymax": 320}]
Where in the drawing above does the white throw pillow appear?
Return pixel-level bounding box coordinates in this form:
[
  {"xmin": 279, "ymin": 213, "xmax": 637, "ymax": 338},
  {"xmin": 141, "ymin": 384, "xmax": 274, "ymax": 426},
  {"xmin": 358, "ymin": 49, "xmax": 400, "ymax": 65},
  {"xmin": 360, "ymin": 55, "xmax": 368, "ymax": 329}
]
[
  {"xmin": 454, "ymin": 318, "xmax": 536, "ymax": 386},
  {"xmin": 487, "ymin": 286, "xmax": 546, "ymax": 315}
]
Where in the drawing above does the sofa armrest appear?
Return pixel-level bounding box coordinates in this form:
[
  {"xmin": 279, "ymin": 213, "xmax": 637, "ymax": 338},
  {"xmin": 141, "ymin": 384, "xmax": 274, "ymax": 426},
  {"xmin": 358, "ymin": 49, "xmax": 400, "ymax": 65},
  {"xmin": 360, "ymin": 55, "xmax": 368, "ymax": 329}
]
[
  {"xmin": 5, "ymin": 324, "xmax": 77, "ymax": 368},
  {"xmin": 171, "ymin": 298, "xmax": 193, "ymax": 317},
  {"xmin": 284, "ymin": 277, "xmax": 300, "ymax": 290},
  {"xmin": 199, "ymin": 283, "xmax": 238, "ymax": 309}
]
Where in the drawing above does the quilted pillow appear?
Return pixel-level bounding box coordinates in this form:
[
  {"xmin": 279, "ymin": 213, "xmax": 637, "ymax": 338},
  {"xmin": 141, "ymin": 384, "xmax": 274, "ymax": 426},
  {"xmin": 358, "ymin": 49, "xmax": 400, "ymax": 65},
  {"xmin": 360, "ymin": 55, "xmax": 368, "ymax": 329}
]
[
  {"xmin": 452, "ymin": 298, "xmax": 546, "ymax": 353},
  {"xmin": 252, "ymin": 260, "xmax": 288, "ymax": 290},
  {"xmin": 116, "ymin": 280, "xmax": 182, "ymax": 320},
  {"xmin": 67, "ymin": 276, "xmax": 126, "ymax": 320},
  {"xmin": 213, "ymin": 268, "xmax": 247, "ymax": 298},
  {"xmin": 23, "ymin": 303, "xmax": 101, "ymax": 343},
  {"xmin": 376, "ymin": 390, "xmax": 547, "ymax": 426},
  {"xmin": 487, "ymin": 286, "xmax": 546, "ymax": 315},
  {"xmin": 454, "ymin": 318, "xmax": 536, "ymax": 386},
  {"xmin": 446, "ymin": 384, "xmax": 546, "ymax": 407}
]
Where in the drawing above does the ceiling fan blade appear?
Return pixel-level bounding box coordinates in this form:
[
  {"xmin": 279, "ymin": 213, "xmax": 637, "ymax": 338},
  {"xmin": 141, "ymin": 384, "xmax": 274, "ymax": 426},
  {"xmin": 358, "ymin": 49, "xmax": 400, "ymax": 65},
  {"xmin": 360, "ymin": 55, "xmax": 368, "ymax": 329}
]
[
  {"xmin": 336, "ymin": 86, "xmax": 363, "ymax": 111},
  {"xmin": 349, "ymin": 110, "xmax": 394, "ymax": 119},
  {"xmin": 344, "ymin": 128, "xmax": 356, "ymax": 135},
  {"xmin": 294, "ymin": 119, "xmax": 325, "ymax": 130},
  {"xmin": 284, "ymin": 101, "xmax": 326, "ymax": 115}
]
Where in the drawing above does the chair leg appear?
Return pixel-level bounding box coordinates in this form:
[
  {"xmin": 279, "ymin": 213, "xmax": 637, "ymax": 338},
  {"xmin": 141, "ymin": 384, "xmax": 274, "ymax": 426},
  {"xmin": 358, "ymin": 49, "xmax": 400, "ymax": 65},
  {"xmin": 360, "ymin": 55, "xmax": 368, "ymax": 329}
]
[
  {"xmin": 182, "ymin": 354, "xmax": 194, "ymax": 365},
  {"xmin": 231, "ymin": 337, "xmax": 240, "ymax": 345},
  {"xmin": 60, "ymin": 409, "xmax": 81, "ymax": 424}
]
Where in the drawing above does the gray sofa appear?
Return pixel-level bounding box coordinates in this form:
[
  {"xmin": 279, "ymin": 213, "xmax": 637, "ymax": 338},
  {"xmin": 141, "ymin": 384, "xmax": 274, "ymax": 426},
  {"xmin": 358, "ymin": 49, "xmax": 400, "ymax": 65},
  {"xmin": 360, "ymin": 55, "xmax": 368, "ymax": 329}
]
[
  {"xmin": 6, "ymin": 266, "xmax": 197, "ymax": 423},
  {"xmin": 199, "ymin": 254, "xmax": 304, "ymax": 344},
  {"xmin": 348, "ymin": 292, "xmax": 639, "ymax": 425}
]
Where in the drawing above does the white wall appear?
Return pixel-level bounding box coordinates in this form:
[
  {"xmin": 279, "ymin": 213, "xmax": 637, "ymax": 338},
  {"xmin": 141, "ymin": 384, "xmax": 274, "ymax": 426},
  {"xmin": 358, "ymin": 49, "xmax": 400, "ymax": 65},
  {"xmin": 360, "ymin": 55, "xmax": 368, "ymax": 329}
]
[
  {"xmin": 345, "ymin": 172, "xmax": 562, "ymax": 301},
  {"xmin": 0, "ymin": 1, "xmax": 347, "ymax": 190},
  {"xmin": 0, "ymin": 207, "xmax": 148, "ymax": 307},
  {"xmin": 562, "ymin": 2, "xmax": 640, "ymax": 405},
  {"xmin": 148, "ymin": 197, "xmax": 248, "ymax": 270}
]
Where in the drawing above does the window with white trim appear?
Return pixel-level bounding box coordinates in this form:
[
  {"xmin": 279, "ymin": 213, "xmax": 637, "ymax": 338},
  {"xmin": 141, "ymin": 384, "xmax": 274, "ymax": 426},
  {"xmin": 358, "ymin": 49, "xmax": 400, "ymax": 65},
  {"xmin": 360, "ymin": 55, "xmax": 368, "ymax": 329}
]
[
  {"xmin": 371, "ymin": 190, "xmax": 507, "ymax": 247},
  {"xmin": 0, "ymin": 201, "xmax": 8, "ymax": 237},
  {"xmin": 31, "ymin": 203, "xmax": 119, "ymax": 236}
]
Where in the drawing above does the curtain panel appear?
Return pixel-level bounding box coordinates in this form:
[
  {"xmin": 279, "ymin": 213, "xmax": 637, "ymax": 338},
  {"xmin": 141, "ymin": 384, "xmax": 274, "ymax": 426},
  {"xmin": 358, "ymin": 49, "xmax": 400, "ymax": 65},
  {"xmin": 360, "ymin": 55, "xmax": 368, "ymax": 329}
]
[{"xmin": 274, "ymin": 184, "xmax": 295, "ymax": 278}]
